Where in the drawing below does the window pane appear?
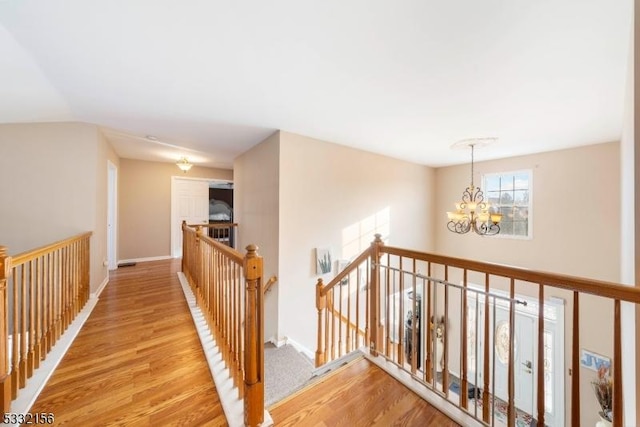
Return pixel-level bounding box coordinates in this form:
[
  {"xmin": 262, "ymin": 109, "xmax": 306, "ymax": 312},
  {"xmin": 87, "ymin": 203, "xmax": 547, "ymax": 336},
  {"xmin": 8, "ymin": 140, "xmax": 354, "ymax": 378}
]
[
  {"xmin": 485, "ymin": 175, "xmax": 501, "ymax": 192},
  {"xmin": 486, "ymin": 190, "xmax": 500, "ymax": 205},
  {"xmin": 514, "ymin": 173, "xmax": 529, "ymax": 190},
  {"xmin": 514, "ymin": 190, "xmax": 529, "ymax": 205},
  {"xmin": 500, "ymin": 191, "xmax": 514, "ymax": 204},
  {"xmin": 482, "ymin": 170, "xmax": 532, "ymax": 238},
  {"xmin": 501, "ymin": 175, "xmax": 516, "ymax": 191}
]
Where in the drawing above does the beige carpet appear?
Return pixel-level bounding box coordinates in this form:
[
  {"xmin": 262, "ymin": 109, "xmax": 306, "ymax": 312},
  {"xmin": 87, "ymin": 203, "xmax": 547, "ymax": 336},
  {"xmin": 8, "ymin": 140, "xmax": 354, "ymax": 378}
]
[{"xmin": 265, "ymin": 343, "xmax": 314, "ymax": 407}]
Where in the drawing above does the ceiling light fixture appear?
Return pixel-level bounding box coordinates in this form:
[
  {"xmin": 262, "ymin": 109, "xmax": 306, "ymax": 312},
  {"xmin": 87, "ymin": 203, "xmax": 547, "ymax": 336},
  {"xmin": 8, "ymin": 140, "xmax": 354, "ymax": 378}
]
[
  {"xmin": 446, "ymin": 138, "xmax": 502, "ymax": 236},
  {"xmin": 176, "ymin": 157, "xmax": 193, "ymax": 172}
]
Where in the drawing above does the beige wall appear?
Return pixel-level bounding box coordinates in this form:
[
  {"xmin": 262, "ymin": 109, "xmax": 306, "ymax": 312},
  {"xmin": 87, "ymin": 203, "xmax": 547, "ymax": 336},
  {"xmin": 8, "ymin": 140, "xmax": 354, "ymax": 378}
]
[
  {"xmin": 234, "ymin": 132, "xmax": 281, "ymax": 341},
  {"xmin": 435, "ymin": 142, "xmax": 620, "ymax": 426},
  {"xmin": 0, "ymin": 122, "xmax": 114, "ymax": 292},
  {"xmin": 118, "ymin": 158, "xmax": 232, "ymax": 261},
  {"xmin": 436, "ymin": 142, "xmax": 620, "ymax": 280},
  {"xmin": 278, "ymin": 131, "xmax": 436, "ymax": 351}
]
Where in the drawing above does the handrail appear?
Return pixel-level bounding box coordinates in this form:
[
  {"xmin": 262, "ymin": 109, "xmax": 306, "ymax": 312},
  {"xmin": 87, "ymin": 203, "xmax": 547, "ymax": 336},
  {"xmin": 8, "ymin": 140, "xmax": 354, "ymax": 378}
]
[
  {"xmin": 264, "ymin": 276, "xmax": 278, "ymax": 294},
  {"xmin": 188, "ymin": 222, "xmax": 238, "ymax": 249},
  {"xmin": 199, "ymin": 233, "xmax": 243, "ymax": 264},
  {"xmin": 316, "ymin": 234, "xmax": 634, "ymax": 427},
  {"xmin": 11, "ymin": 232, "xmax": 92, "ymax": 265},
  {"xmin": 381, "ymin": 245, "xmax": 640, "ymax": 303},
  {"xmin": 181, "ymin": 221, "xmax": 265, "ymax": 427},
  {"xmin": 0, "ymin": 232, "xmax": 92, "ymax": 414},
  {"xmin": 321, "ymin": 247, "xmax": 373, "ymax": 295}
]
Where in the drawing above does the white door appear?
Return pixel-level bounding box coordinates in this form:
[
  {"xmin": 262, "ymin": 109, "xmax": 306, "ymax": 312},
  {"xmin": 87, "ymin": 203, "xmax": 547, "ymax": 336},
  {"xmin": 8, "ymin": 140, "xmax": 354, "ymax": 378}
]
[
  {"xmin": 469, "ymin": 302, "xmax": 535, "ymax": 415},
  {"xmin": 491, "ymin": 307, "xmax": 535, "ymax": 415},
  {"xmin": 171, "ymin": 178, "xmax": 209, "ymax": 257}
]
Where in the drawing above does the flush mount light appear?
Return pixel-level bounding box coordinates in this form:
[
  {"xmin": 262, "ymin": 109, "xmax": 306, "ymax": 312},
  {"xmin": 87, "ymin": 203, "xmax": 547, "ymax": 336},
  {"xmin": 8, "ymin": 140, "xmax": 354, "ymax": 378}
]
[{"xmin": 176, "ymin": 157, "xmax": 193, "ymax": 172}]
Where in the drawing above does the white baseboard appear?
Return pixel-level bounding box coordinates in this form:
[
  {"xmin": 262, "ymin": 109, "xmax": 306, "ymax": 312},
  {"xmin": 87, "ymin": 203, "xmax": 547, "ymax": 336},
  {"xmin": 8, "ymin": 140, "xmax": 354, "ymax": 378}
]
[
  {"xmin": 118, "ymin": 255, "xmax": 172, "ymax": 264},
  {"xmin": 3, "ymin": 297, "xmax": 99, "ymax": 426},
  {"xmin": 282, "ymin": 337, "xmax": 315, "ymax": 361},
  {"xmin": 176, "ymin": 272, "xmax": 273, "ymax": 427},
  {"xmin": 91, "ymin": 276, "xmax": 109, "ymax": 299},
  {"xmin": 268, "ymin": 336, "xmax": 287, "ymax": 348}
]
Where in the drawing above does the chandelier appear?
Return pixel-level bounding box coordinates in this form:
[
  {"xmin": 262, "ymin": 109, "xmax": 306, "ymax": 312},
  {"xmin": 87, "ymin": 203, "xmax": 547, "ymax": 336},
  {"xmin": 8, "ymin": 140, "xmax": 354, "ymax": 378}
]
[{"xmin": 446, "ymin": 138, "xmax": 502, "ymax": 236}]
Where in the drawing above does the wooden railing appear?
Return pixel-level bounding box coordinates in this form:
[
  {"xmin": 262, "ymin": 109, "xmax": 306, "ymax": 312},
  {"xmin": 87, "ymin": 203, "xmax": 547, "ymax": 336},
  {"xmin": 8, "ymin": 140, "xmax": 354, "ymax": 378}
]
[
  {"xmin": 0, "ymin": 232, "xmax": 92, "ymax": 414},
  {"xmin": 181, "ymin": 222, "xmax": 265, "ymax": 427},
  {"xmin": 316, "ymin": 234, "xmax": 640, "ymax": 427},
  {"xmin": 201, "ymin": 222, "xmax": 238, "ymax": 249}
]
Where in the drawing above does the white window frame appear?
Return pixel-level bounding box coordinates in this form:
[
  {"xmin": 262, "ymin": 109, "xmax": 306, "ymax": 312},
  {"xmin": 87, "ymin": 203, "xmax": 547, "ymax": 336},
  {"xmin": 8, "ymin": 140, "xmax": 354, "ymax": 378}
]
[{"xmin": 482, "ymin": 169, "xmax": 533, "ymax": 240}]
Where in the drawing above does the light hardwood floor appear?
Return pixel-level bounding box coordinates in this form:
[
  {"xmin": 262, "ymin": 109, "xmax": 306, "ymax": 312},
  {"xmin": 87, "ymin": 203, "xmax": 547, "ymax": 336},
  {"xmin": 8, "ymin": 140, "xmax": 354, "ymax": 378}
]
[
  {"xmin": 28, "ymin": 259, "xmax": 227, "ymax": 426},
  {"xmin": 270, "ymin": 357, "xmax": 460, "ymax": 427}
]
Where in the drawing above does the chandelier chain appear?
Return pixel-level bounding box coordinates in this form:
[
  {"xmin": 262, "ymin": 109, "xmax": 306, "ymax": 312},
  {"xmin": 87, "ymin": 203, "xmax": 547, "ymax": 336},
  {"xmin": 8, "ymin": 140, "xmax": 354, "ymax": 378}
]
[{"xmin": 470, "ymin": 144, "xmax": 475, "ymax": 187}]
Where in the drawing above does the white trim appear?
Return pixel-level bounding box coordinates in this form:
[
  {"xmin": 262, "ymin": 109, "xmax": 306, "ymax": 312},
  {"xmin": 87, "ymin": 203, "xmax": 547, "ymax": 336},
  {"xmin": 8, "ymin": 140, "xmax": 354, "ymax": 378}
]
[
  {"xmin": 268, "ymin": 336, "xmax": 287, "ymax": 348},
  {"xmin": 91, "ymin": 276, "xmax": 109, "ymax": 299},
  {"xmin": 177, "ymin": 272, "xmax": 273, "ymax": 427},
  {"xmin": 282, "ymin": 337, "xmax": 315, "ymax": 361},
  {"xmin": 118, "ymin": 255, "xmax": 173, "ymax": 264},
  {"xmin": 3, "ymin": 297, "xmax": 99, "ymax": 425},
  {"xmin": 107, "ymin": 161, "xmax": 118, "ymax": 271}
]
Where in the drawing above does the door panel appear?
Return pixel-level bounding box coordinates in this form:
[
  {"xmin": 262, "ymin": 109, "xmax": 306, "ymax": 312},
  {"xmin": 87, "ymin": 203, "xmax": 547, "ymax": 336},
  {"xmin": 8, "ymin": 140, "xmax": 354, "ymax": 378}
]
[{"xmin": 172, "ymin": 179, "xmax": 209, "ymax": 257}]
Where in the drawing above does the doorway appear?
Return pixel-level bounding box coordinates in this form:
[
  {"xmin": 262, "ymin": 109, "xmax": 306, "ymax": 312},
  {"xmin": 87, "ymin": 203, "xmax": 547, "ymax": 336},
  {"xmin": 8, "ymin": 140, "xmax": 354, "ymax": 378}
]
[
  {"xmin": 467, "ymin": 288, "xmax": 565, "ymax": 426},
  {"xmin": 170, "ymin": 177, "xmax": 234, "ymax": 258}
]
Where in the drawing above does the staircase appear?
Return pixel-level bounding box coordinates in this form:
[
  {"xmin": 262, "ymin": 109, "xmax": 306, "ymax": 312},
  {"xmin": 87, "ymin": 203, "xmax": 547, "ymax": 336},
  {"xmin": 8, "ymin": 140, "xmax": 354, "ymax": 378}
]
[
  {"xmin": 269, "ymin": 354, "xmax": 460, "ymax": 427},
  {"xmin": 264, "ymin": 343, "xmax": 314, "ymax": 407}
]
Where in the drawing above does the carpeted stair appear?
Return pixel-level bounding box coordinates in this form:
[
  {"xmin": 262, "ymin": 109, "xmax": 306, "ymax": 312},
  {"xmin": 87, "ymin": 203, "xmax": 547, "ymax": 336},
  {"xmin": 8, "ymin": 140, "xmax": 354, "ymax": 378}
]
[{"xmin": 264, "ymin": 343, "xmax": 315, "ymax": 407}]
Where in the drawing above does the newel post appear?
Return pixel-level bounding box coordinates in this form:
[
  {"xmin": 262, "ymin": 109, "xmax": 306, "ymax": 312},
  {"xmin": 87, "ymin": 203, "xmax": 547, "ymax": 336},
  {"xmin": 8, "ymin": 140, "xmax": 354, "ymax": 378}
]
[
  {"xmin": 369, "ymin": 234, "xmax": 384, "ymax": 357},
  {"xmin": 315, "ymin": 278, "xmax": 326, "ymax": 367},
  {"xmin": 243, "ymin": 244, "xmax": 264, "ymax": 427},
  {"xmin": 0, "ymin": 246, "xmax": 12, "ymax": 413}
]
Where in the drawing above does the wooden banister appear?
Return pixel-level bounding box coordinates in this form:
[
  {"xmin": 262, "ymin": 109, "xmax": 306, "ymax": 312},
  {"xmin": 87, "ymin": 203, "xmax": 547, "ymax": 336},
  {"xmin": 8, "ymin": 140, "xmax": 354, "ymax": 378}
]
[
  {"xmin": 243, "ymin": 244, "xmax": 264, "ymax": 427},
  {"xmin": 315, "ymin": 236, "xmax": 637, "ymax": 427},
  {"xmin": 263, "ymin": 276, "xmax": 278, "ymax": 294},
  {"xmin": 1, "ymin": 232, "xmax": 91, "ymax": 414},
  {"xmin": 182, "ymin": 222, "xmax": 265, "ymax": 427},
  {"xmin": 381, "ymin": 245, "xmax": 640, "ymax": 303},
  {"xmin": 0, "ymin": 246, "xmax": 12, "ymax": 413}
]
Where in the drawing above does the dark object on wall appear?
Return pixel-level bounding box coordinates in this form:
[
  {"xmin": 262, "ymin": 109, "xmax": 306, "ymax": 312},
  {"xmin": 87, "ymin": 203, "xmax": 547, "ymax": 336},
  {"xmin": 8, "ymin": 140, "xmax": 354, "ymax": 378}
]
[
  {"xmin": 118, "ymin": 262, "xmax": 137, "ymax": 268},
  {"xmin": 404, "ymin": 294, "xmax": 421, "ymax": 369}
]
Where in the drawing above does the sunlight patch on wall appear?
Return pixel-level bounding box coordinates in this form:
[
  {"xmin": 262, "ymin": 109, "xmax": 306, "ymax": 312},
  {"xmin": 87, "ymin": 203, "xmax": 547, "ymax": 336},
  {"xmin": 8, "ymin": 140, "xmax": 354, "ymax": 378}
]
[{"xmin": 341, "ymin": 207, "xmax": 390, "ymax": 260}]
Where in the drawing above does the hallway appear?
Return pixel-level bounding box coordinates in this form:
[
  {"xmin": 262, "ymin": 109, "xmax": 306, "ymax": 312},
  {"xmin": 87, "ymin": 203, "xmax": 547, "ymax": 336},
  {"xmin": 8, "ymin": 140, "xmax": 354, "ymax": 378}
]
[{"xmin": 28, "ymin": 259, "xmax": 227, "ymax": 426}]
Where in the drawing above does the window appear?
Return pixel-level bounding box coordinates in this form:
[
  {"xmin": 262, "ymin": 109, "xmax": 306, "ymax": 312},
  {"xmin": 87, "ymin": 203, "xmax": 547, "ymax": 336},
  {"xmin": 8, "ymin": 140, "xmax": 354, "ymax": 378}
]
[{"xmin": 483, "ymin": 170, "xmax": 532, "ymax": 238}]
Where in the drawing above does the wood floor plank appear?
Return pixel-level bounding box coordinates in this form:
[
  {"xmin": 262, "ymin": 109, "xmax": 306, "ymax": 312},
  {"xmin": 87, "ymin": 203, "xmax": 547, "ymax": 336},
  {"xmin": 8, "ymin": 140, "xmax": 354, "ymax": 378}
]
[
  {"xmin": 28, "ymin": 259, "xmax": 227, "ymax": 426},
  {"xmin": 270, "ymin": 358, "xmax": 460, "ymax": 427}
]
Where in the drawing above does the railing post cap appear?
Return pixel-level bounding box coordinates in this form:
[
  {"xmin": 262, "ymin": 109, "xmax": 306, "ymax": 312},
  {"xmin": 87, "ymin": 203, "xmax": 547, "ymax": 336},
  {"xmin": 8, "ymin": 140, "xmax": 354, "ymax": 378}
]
[
  {"xmin": 0, "ymin": 246, "xmax": 12, "ymax": 280},
  {"xmin": 374, "ymin": 234, "xmax": 383, "ymax": 243},
  {"xmin": 245, "ymin": 244, "xmax": 259, "ymax": 256},
  {"xmin": 317, "ymin": 278, "xmax": 323, "ymax": 286}
]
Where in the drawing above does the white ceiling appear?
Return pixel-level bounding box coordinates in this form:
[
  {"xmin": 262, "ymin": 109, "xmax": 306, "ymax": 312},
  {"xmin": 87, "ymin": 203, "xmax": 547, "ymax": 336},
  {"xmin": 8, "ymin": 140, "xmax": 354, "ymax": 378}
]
[{"xmin": 0, "ymin": 1, "xmax": 632, "ymax": 169}]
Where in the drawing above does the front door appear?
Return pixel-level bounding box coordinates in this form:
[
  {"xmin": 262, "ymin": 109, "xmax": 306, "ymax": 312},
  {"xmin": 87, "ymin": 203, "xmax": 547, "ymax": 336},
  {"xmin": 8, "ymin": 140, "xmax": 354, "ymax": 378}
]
[
  {"xmin": 171, "ymin": 178, "xmax": 209, "ymax": 257},
  {"xmin": 491, "ymin": 305, "xmax": 535, "ymax": 415}
]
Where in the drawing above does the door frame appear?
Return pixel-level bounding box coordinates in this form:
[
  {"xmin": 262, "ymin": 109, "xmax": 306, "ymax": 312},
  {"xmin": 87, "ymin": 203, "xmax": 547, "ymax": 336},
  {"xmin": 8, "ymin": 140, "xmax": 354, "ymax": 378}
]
[
  {"xmin": 107, "ymin": 161, "xmax": 118, "ymax": 270},
  {"xmin": 466, "ymin": 285, "xmax": 565, "ymax": 426},
  {"xmin": 170, "ymin": 176, "xmax": 233, "ymax": 258}
]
